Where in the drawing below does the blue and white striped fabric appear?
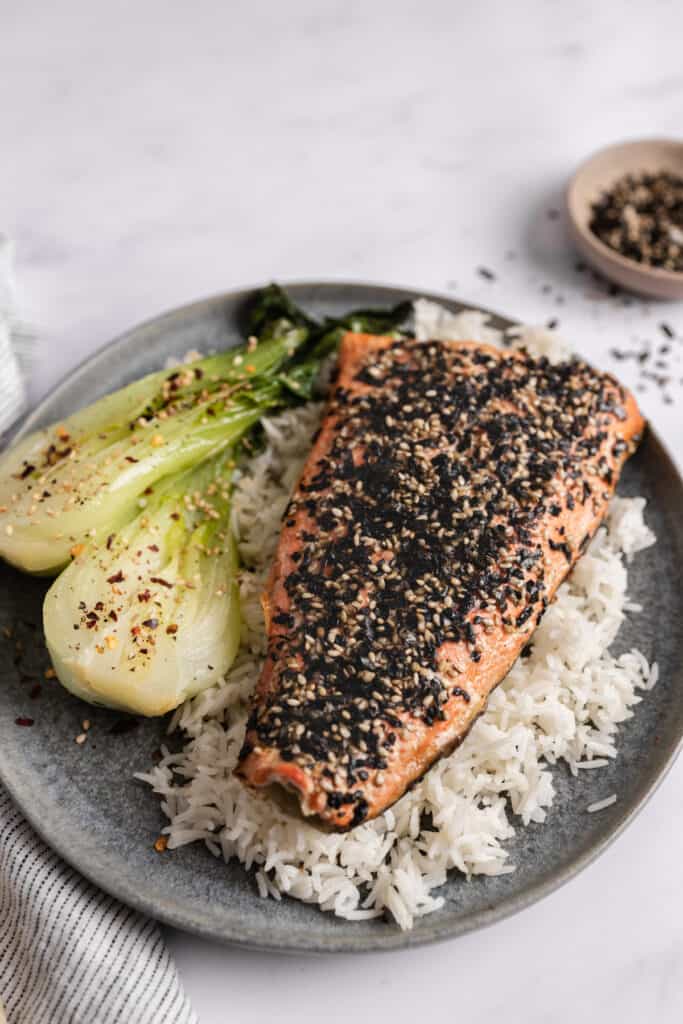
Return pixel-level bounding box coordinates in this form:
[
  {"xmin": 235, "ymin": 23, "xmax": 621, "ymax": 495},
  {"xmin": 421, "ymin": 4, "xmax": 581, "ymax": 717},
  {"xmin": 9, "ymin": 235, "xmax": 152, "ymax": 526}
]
[
  {"xmin": 0, "ymin": 790, "xmax": 197, "ymax": 1024},
  {"xmin": 0, "ymin": 240, "xmax": 197, "ymax": 1024}
]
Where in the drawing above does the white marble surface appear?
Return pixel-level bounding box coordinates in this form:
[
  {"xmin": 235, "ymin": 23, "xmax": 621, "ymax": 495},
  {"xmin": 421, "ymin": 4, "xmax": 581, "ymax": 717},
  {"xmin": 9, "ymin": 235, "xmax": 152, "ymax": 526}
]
[{"xmin": 3, "ymin": 1, "xmax": 683, "ymax": 1021}]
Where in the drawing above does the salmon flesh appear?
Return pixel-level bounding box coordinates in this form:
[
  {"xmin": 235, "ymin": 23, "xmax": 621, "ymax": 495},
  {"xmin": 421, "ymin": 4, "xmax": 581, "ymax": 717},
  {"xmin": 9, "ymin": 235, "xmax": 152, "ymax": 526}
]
[{"xmin": 236, "ymin": 333, "xmax": 645, "ymax": 830}]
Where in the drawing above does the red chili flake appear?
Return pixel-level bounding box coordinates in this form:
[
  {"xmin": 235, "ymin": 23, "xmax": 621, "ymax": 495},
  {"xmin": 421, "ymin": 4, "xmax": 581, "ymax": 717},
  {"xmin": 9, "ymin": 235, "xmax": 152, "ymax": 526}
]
[
  {"xmin": 147, "ymin": 544, "xmax": 159, "ymax": 552},
  {"xmin": 170, "ymin": 513, "xmax": 181, "ymax": 521},
  {"xmin": 125, "ymin": 456, "xmax": 139, "ymax": 463},
  {"xmin": 150, "ymin": 576, "xmax": 172, "ymax": 589},
  {"xmin": 16, "ymin": 717, "xmax": 34, "ymax": 727},
  {"xmin": 142, "ymin": 618, "xmax": 159, "ymax": 629},
  {"xmin": 166, "ymin": 624, "xmax": 178, "ymax": 635},
  {"xmin": 107, "ymin": 570, "xmax": 125, "ymax": 584},
  {"xmin": 19, "ymin": 463, "xmax": 36, "ymax": 479},
  {"xmin": 108, "ymin": 610, "xmax": 118, "ymax": 622},
  {"xmin": 131, "ymin": 625, "xmax": 141, "ymax": 636},
  {"xmin": 106, "ymin": 534, "xmax": 115, "ymax": 550},
  {"xmin": 94, "ymin": 601, "xmax": 104, "ymax": 611},
  {"xmin": 137, "ymin": 589, "xmax": 151, "ymax": 603},
  {"xmin": 143, "ymin": 486, "xmax": 154, "ymax": 495}
]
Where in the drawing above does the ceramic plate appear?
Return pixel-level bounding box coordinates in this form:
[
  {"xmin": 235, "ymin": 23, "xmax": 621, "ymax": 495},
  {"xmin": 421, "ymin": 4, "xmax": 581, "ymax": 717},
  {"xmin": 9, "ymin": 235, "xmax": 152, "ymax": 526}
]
[{"xmin": 1, "ymin": 283, "xmax": 682, "ymax": 953}]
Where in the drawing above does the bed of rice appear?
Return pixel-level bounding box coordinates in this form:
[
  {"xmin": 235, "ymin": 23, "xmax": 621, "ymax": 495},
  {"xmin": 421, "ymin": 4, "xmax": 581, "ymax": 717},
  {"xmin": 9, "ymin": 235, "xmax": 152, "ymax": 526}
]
[{"xmin": 138, "ymin": 302, "xmax": 657, "ymax": 930}]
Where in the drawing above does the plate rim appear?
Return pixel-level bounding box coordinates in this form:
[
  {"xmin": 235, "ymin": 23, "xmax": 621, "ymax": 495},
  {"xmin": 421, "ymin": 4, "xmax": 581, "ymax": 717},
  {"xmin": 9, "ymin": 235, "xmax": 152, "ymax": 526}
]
[{"xmin": 1, "ymin": 280, "xmax": 682, "ymax": 953}]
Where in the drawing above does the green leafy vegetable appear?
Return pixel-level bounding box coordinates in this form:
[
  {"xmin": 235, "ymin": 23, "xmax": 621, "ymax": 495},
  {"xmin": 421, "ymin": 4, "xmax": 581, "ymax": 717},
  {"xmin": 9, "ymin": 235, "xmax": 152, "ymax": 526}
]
[{"xmin": 245, "ymin": 283, "xmax": 411, "ymax": 363}]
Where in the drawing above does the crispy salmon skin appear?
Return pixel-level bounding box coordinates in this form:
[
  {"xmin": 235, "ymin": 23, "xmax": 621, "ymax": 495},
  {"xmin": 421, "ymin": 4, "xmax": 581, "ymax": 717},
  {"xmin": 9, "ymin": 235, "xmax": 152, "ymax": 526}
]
[{"xmin": 236, "ymin": 333, "xmax": 644, "ymax": 830}]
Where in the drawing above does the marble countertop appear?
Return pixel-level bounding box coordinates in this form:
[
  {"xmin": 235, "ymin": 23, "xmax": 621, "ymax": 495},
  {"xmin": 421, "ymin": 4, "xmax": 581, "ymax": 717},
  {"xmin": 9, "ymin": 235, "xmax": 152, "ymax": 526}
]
[{"xmin": 3, "ymin": 1, "xmax": 682, "ymax": 1020}]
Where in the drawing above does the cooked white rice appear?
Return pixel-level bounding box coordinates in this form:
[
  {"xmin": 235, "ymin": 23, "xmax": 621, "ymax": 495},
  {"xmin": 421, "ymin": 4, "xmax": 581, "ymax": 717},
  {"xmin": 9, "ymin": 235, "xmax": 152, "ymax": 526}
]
[
  {"xmin": 587, "ymin": 794, "xmax": 618, "ymax": 813},
  {"xmin": 138, "ymin": 303, "xmax": 657, "ymax": 930}
]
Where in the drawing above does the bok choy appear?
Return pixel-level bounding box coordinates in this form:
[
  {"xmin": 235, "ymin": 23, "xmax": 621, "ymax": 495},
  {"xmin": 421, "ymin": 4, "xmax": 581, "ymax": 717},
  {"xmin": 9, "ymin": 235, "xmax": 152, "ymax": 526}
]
[
  {"xmin": 0, "ymin": 322, "xmax": 309, "ymax": 574},
  {"xmin": 43, "ymin": 449, "xmax": 241, "ymax": 715}
]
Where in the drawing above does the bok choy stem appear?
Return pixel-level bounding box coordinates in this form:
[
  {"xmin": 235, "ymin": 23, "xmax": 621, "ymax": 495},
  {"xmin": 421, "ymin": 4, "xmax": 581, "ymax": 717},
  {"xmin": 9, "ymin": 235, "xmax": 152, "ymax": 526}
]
[{"xmin": 43, "ymin": 448, "xmax": 241, "ymax": 716}]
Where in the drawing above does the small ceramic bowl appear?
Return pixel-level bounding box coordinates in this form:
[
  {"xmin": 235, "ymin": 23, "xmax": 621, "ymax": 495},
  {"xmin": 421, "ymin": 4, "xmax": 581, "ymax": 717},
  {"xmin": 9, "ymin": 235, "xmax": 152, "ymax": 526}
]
[{"xmin": 566, "ymin": 138, "xmax": 683, "ymax": 300}]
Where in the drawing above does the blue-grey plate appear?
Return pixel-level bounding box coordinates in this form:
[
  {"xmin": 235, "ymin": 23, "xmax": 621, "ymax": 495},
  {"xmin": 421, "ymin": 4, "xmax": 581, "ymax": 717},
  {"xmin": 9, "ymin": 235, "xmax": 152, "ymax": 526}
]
[{"xmin": 0, "ymin": 283, "xmax": 681, "ymax": 953}]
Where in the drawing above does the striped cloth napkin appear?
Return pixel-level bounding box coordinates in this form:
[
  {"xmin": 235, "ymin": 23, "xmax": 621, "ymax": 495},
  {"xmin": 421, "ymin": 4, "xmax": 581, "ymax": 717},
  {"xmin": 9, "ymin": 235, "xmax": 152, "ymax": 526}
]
[
  {"xmin": 0, "ymin": 237, "xmax": 28, "ymax": 437},
  {"xmin": 0, "ymin": 241, "xmax": 197, "ymax": 1024}
]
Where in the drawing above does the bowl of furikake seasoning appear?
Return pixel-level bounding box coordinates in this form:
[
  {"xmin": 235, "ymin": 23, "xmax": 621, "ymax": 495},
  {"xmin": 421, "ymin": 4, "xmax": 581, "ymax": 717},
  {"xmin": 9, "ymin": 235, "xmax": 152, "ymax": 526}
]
[{"xmin": 566, "ymin": 138, "xmax": 683, "ymax": 299}]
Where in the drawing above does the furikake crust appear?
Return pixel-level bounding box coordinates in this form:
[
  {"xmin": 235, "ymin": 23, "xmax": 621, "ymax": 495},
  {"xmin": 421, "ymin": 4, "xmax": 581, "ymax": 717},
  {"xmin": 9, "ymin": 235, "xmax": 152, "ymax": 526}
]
[{"xmin": 240, "ymin": 339, "xmax": 635, "ymax": 827}]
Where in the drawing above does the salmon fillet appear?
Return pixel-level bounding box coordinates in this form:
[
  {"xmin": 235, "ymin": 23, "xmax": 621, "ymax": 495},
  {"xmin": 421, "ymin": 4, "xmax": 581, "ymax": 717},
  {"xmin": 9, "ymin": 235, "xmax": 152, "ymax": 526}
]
[{"xmin": 236, "ymin": 332, "xmax": 645, "ymax": 830}]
